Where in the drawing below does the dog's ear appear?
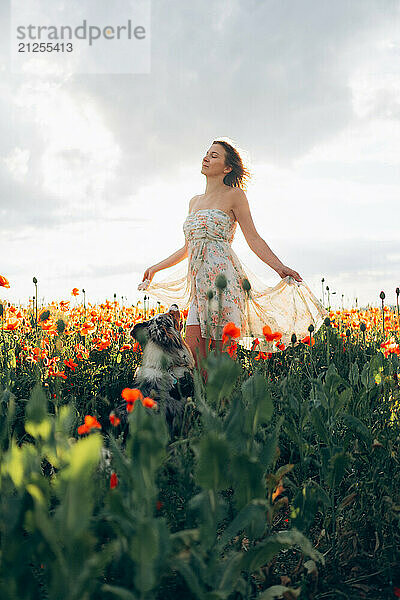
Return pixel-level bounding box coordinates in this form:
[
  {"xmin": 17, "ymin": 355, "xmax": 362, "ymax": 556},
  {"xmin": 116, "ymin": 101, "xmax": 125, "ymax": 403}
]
[
  {"xmin": 168, "ymin": 304, "xmax": 182, "ymax": 331},
  {"xmin": 130, "ymin": 321, "xmax": 149, "ymax": 344},
  {"xmin": 168, "ymin": 306, "xmax": 182, "ymax": 332}
]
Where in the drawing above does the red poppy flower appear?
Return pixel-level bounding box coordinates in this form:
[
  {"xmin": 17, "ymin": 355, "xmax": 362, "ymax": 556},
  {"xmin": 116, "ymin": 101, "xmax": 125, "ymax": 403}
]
[
  {"xmin": 142, "ymin": 397, "xmax": 158, "ymax": 408},
  {"xmin": 0, "ymin": 275, "xmax": 10, "ymax": 288},
  {"xmin": 109, "ymin": 412, "xmax": 121, "ymax": 426},
  {"xmin": 222, "ymin": 322, "xmax": 241, "ymax": 344},
  {"xmin": 263, "ymin": 325, "xmax": 282, "ymax": 342},
  {"xmin": 301, "ymin": 335, "xmax": 315, "ymax": 346},
  {"xmin": 77, "ymin": 414, "xmax": 101, "ymax": 435},
  {"xmin": 110, "ymin": 472, "xmax": 118, "ymax": 489}
]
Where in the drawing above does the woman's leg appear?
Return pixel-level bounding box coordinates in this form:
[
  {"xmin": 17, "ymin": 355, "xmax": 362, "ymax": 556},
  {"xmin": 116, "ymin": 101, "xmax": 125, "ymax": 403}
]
[{"xmin": 185, "ymin": 324, "xmax": 206, "ymax": 368}]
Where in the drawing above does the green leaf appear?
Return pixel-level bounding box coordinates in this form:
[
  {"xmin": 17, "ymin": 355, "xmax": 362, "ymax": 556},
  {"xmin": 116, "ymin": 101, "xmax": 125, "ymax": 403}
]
[
  {"xmin": 342, "ymin": 413, "xmax": 372, "ymax": 446},
  {"xmin": 290, "ymin": 481, "xmax": 331, "ymax": 531},
  {"xmin": 242, "ymin": 374, "xmax": 274, "ymax": 427},
  {"xmin": 61, "ymin": 433, "xmax": 102, "ymax": 481},
  {"xmin": 243, "ymin": 528, "xmax": 324, "ymax": 572},
  {"xmin": 218, "ymin": 551, "xmax": 245, "ymax": 594},
  {"xmin": 327, "ymin": 451, "xmax": 351, "ymax": 488},
  {"xmin": 174, "ymin": 559, "xmax": 205, "ymax": 599},
  {"xmin": 349, "ymin": 361, "xmax": 359, "ymax": 387},
  {"xmin": 216, "ymin": 499, "xmax": 268, "ymax": 553},
  {"xmin": 101, "ymin": 585, "xmax": 138, "ymax": 600},
  {"xmin": 258, "ymin": 585, "xmax": 299, "ymax": 599},
  {"xmin": 193, "ymin": 432, "xmax": 232, "ymax": 491},
  {"xmin": 310, "ymin": 406, "xmax": 329, "ymax": 444},
  {"xmin": 26, "ymin": 382, "xmax": 48, "ymax": 424},
  {"xmin": 230, "ymin": 453, "xmax": 265, "ymax": 510},
  {"xmin": 206, "ymin": 352, "xmax": 241, "ymax": 407}
]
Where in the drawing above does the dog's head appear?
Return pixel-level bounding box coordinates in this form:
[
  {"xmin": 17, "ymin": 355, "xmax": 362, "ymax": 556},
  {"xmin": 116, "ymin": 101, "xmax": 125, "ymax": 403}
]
[{"xmin": 130, "ymin": 304, "xmax": 184, "ymax": 350}]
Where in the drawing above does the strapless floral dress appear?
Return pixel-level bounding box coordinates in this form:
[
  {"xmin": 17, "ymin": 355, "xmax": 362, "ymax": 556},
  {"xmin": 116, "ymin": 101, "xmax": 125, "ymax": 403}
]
[{"xmin": 138, "ymin": 208, "xmax": 328, "ymax": 351}]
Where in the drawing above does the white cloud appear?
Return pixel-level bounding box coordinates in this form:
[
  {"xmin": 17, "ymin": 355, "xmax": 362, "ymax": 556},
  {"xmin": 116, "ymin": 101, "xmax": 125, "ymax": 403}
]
[{"xmin": 0, "ymin": 0, "xmax": 399, "ymax": 310}]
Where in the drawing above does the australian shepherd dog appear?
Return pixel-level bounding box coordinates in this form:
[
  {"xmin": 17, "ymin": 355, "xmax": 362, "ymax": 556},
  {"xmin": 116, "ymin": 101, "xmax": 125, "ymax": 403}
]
[{"xmin": 115, "ymin": 304, "xmax": 196, "ymax": 439}]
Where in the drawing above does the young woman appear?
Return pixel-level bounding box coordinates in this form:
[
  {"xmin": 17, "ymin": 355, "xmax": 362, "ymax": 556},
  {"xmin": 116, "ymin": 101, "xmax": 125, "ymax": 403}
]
[{"xmin": 139, "ymin": 139, "xmax": 327, "ymax": 367}]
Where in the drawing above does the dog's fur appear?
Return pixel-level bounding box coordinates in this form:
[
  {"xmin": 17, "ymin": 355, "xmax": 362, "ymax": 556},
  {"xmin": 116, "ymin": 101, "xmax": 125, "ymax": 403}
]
[{"xmin": 116, "ymin": 304, "xmax": 195, "ymax": 438}]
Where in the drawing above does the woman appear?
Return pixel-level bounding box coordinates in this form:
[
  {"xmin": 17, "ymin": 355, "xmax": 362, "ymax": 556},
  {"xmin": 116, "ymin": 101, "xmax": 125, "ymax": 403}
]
[{"xmin": 139, "ymin": 139, "xmax": 328, "ymax": 366}]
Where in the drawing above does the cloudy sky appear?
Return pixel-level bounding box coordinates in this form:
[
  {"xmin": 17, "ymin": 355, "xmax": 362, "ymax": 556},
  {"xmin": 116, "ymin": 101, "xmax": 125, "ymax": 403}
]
[{"xmin": 1, "ymin": 0, "xmax": 399, "ymax": 310}]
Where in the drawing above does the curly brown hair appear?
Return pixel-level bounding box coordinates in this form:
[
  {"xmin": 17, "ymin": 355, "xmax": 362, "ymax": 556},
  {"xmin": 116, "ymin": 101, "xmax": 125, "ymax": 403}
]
[{"xmin": 212, "ymin": 139, "xmax": 251, "ymax": 191}]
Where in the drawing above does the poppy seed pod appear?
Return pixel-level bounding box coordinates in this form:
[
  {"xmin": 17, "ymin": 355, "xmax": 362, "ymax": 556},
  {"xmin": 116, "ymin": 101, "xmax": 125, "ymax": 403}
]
[
  {"xmin": 56, "ymin": 318, "xmax": 66, "ymax": 334},
  {"xmin": 215, "ymin": 274, "xmax": 227, "ymax": 290},
  {"xmin": 242, "ymin": 278, "xmax": 251, "ymax": 292}
]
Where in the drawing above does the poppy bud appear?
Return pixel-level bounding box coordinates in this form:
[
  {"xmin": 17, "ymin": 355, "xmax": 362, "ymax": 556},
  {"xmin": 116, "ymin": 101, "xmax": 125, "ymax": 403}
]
[
  {"xmin": 33, "ymin": 277, "xmax": 37, "ymax": 284},
  {"xmin": 0, "ymin": 304, "xmax": 3, "ymax": 317},
  {"xmin": 56, "ymin": 319, "xmax": 66, "ymax": 334},
  {"xmin": 324, "ymin": 317, "xmax": 331, "ymax": 327},
  {"xmin": 360, "ymin": 322, "xmax": 366, "ymax": 332},
  {"xmin": 215, "ymin": 274, "xmax": 227, "ymax": 290},
  {"xmin": 379, "ymin": 291, "xmax": 385, "ymax": 300},
  {"xmin": 308, "ymin": 324, "xmax": 314, "ymax": 333},
  {"xmin": 207, "ymin": 290, "xmax": 214, "ymax": 301},
  {"xmin": 291, "ymin": 333, "xmax": 297, "ymax": 344},
  {"xmin": 39, "ymin": 310, "xmax": 50, "ymax": 322},
  {"xmin": 396, "ymin": 287, "xmax": 399, "ymax": 296},
  {"xmin": 346, "ymin": 329, "xmax": 351, "ymax": 337},
  {"xmin": 242, "ymin": 278, "xmax": 251, "ymax": 292}
]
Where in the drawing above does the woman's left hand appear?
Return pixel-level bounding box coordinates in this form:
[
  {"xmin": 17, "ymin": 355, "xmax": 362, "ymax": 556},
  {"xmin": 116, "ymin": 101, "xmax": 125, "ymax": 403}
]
[{"xmin": 275, "ymin": 264, "xmax": 303, "ymax": 282}]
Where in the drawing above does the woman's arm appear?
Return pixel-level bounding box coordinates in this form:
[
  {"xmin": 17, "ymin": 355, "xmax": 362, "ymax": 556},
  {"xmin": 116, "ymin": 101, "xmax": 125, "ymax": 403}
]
[
  {"xmin": 151, "ymin": 242, "xmax": 188, "ymax": 273},
  {"xmin": 231, "ymin": 189, "xmax": 302, "ymax": 281},
  {"xmin": 147, "ymin": 195, "xmax": 196, "ymax": 274}
]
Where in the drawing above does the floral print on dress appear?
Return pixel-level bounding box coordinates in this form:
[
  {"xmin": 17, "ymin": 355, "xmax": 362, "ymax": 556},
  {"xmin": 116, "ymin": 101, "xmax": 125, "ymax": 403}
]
[
  {"xmin": 183, "ymin": 209, "xmax": 247, "ymax": 340},
  {"xmin": 140, "ymin": 207, "xmax": 329, "ymax": 350}
]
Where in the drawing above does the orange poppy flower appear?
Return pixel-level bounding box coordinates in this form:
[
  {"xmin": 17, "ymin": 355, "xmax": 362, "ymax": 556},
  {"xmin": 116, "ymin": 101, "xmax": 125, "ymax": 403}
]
[
  {"xmin": 110, "ymin": 472, "xmax": 118, "ymax": 489},
  {"xmin": 301, "ymin": 335, "xmax": 315, "ymax": 346},
  {"xmin": 226, "ymin": 341, "xmax": 238, "ymax": 358},
  {"xmin": 64, "ymin": 359, "xmax": 78, "ymax": 371},
  {"xmin": 272, "ymin": 480, "xmax": 285, "ymax": 502},
  {"xmin": 119, "ymin": 344, "xmax": 132, "ymax": 351},
  {"xmin": 4, "ymin": 316, "xmax": 20, "ymax": 330},
  {"xmin": 263, "ymin": 325, "xmax": 282, "ymax": 342},
  {"xmin": 122, "ymin": 387, "xmax": 143, "ymax": 412},
  {"xmin": 121, "ymin": 388, "xmax": 143, "ymax": 402},
  {"xmin": 142, "ymin": 397, "xmax": 158, "ymax": 408},
  {"xmin": 77, "ymin": 414, "xmax": 101, "ymax": 434},
  {"xmin": 222, "ymin": 322, "xmax": 241, "ymax": 344},
  {"xmin": 0, "ymin": 275, "xmax": 10, "ymax": 288},
  {"xmin": 109, "ymin": 412, "xmax": 121, "ymax": 426},
  {"xmin": 72, "ymin": 288, "xmax": 80, "ymax": 296}
]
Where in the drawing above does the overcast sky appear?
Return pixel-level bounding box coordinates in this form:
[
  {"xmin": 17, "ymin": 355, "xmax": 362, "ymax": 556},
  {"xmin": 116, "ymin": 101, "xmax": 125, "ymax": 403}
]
[{"xmin": 1, "ymin": 0, "xmax": 399, "ymax": 310}]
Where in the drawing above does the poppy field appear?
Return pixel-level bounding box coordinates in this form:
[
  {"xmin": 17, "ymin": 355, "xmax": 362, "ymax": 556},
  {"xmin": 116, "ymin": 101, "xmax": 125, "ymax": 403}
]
[{"xmin": 0, "ymin": 275, "xmax": 400, "ymax": 600}]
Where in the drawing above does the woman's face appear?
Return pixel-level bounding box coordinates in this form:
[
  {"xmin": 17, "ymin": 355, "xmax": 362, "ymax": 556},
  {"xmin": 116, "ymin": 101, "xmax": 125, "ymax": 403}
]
[{"xmin": 201, "ymin": 143, "xmax": 230, "ymax": 176}]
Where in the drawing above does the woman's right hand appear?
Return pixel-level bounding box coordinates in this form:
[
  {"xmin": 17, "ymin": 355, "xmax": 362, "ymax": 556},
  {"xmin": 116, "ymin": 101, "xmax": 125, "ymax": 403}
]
[{"xmin": 142, "ymin": 266, "xmax": 157, "ymax": 284}]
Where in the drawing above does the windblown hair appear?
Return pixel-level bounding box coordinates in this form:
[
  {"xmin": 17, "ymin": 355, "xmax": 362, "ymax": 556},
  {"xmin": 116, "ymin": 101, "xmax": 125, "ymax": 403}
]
[{"xmin": 212, "ymin": 138, "xmax": 251, "ymax": 191}]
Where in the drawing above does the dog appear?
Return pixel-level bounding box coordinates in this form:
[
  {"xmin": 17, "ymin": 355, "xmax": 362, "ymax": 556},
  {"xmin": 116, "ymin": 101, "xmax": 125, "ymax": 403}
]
[{"xmin": 115, "ymin": 304, "xmax": 196, "ymax": 439}]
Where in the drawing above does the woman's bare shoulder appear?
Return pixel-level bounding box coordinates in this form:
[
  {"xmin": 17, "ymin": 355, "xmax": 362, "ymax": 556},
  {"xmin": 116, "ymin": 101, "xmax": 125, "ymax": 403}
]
[{"xmin": 188, "ymin": 195, "xmax": 200, "ymax": 213}]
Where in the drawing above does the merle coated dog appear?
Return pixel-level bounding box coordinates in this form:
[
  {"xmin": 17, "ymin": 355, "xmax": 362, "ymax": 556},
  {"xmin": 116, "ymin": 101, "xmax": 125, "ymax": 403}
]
[{"xmin": 115, "ymin": 304, "xmax": 196, "ymax": 439}]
